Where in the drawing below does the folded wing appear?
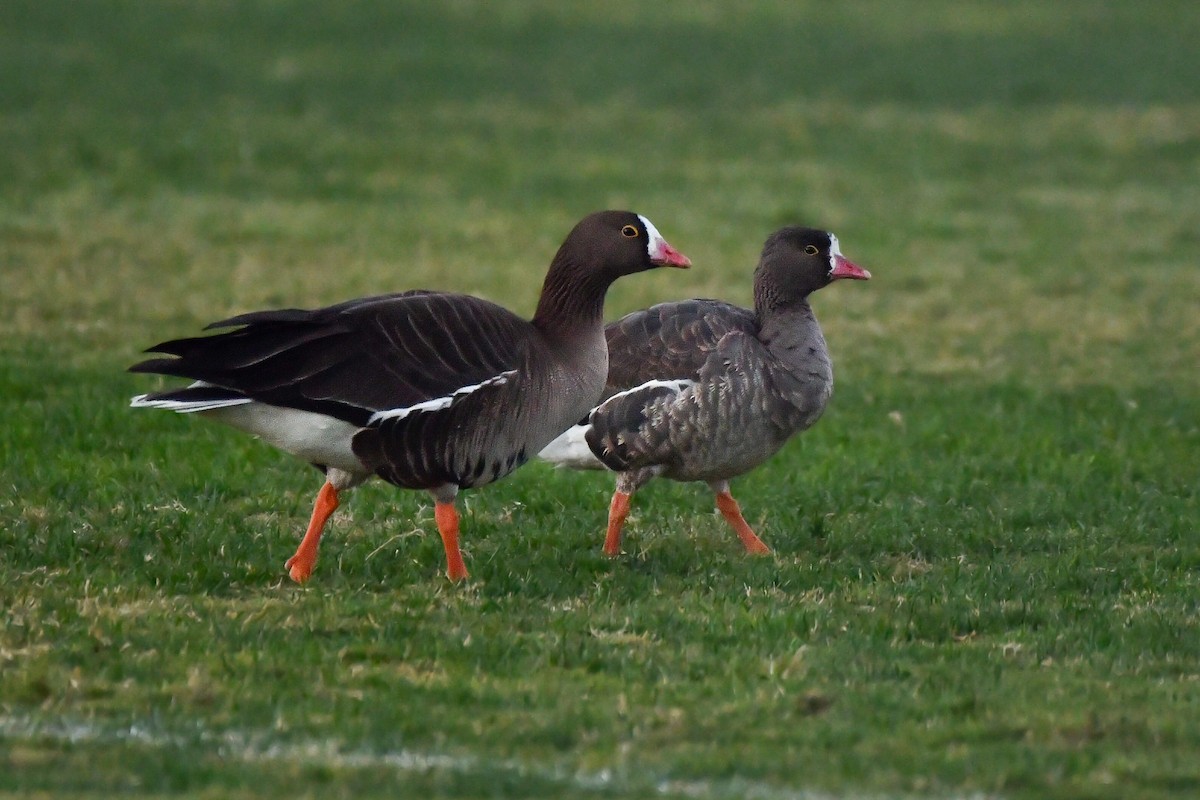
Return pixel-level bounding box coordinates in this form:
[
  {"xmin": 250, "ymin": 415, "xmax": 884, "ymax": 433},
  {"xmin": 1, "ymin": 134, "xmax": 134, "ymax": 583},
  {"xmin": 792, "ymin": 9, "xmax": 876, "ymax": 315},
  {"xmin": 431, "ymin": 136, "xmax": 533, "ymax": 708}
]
[{"xmin": 130, "ymin": 291, "xmax": 530, "ymax": 427}]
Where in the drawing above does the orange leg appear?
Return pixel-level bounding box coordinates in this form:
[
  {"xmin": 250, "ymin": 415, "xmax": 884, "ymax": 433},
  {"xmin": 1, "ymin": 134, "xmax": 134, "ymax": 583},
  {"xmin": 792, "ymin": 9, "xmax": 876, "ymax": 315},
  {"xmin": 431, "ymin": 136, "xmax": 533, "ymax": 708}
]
[
  {"xmin": 434, "ymin": 501, "xmax": 469, "ymax": 582},
  {"xmin": 285, "ymin": 481, "xmax": 340, "ymax": 583},
  {"xmin": 714, "ymin": 490, "xmax": 771, "ymax": 555},
  {"xmin": 603, "ymin": 490, "xmax": 632, "ymax": 556}
]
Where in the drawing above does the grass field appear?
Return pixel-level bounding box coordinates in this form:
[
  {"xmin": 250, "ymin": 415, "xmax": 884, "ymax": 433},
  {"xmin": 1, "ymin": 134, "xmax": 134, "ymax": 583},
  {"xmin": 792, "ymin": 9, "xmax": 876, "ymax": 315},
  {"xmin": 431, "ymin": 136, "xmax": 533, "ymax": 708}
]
[{"xmin": 2, "ymin": 2, "xmax": 1199, "ymax": 797}]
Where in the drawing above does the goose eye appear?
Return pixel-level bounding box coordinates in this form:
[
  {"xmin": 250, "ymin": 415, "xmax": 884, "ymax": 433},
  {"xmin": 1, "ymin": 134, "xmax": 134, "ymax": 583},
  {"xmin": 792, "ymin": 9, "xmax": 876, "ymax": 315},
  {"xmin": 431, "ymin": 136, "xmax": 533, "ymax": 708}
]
[
  {"xmin": 621, "ymin": 225, "xmax": 639, "ymax": 238},
  {"xmin": 804, "ymin": 244, "xmax": 820, "ymax": 256}
]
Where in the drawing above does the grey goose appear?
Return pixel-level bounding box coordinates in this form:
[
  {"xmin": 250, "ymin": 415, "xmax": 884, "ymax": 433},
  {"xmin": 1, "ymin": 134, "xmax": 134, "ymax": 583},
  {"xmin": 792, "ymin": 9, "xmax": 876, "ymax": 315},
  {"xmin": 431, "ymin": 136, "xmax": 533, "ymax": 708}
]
[
  {"xmin": 539, "ymin": 226, "xmax": 868, "ymax": 557},
  {"xmin": 131, "ymin": 211, "xmax": 691, "ymax": 582}
]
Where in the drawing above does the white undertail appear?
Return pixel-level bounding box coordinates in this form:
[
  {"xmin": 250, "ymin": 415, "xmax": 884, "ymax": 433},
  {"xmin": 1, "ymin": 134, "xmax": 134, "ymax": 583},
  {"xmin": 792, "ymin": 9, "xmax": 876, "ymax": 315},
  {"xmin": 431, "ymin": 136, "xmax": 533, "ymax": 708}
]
[{"xmin": 537, "ymin": 423, "xmax": 604, "ymax": 470}]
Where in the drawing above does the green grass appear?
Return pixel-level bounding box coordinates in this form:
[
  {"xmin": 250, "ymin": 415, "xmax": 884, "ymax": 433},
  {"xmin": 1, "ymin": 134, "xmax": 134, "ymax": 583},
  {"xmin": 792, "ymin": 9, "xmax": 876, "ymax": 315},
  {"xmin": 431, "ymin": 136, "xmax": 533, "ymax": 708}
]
[{"xmin": 2, "ymin": 1, "xmax": 1198, "ymax": 798}]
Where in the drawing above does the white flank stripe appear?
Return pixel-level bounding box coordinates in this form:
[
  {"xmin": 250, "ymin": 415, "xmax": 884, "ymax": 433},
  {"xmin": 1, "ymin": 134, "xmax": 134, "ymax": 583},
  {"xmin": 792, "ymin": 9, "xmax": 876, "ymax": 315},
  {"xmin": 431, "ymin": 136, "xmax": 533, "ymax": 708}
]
[
  {"xmin": 0, "ymin": 714, "xmax": 983, "ymax": 800},
  {"xmin": 368, "ymin": 370, "xmax": 517, "ymax": 425},
  {"xmin": 599, "ymin": 378, "xmax": 694, "ymax": 408}
]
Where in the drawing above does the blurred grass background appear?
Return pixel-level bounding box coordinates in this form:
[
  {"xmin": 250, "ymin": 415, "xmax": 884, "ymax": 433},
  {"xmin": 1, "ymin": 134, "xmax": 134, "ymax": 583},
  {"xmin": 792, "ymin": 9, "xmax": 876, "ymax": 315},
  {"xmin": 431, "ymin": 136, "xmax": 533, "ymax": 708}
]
[{"xmin": 1, "ymin": 2, "xmax": 1198, "ymax": 798}]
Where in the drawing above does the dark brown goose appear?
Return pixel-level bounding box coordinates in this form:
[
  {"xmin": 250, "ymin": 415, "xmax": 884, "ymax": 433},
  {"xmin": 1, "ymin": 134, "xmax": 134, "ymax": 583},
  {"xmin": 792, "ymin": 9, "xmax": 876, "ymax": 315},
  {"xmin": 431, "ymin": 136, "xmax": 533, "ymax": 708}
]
[
  {"xmin": 539, "ymin": 226, "xmax": 868, "ymax": 556},
  {"xmin": 130, "ymin": 211, "xmax": 690, "ymax": 582}
]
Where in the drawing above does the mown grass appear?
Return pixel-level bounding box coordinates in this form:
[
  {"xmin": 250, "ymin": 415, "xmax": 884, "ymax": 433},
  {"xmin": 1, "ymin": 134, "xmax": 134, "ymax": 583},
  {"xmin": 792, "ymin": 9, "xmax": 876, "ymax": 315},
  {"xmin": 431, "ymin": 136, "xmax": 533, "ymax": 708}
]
[{"xmin": 2, "ymin": 2, "xmax": 1198, "ymax": 798}]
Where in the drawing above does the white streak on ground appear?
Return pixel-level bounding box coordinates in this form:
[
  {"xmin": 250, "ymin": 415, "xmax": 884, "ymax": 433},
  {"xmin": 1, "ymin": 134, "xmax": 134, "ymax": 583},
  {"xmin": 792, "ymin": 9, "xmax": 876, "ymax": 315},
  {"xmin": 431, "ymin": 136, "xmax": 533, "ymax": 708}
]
[{"xmin": 0, "ymin": 714, "xmax": 998, "ymax": 800}]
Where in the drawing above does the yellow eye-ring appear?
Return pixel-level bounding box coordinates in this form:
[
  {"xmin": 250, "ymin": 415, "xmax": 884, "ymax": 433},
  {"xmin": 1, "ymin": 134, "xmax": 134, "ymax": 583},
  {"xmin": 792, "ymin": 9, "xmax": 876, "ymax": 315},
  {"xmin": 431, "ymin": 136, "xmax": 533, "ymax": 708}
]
[
  {"xmin": 621, "ymin": 225, "xmax": 639, "ymax": 238},
  {"xmin": 804, "ymin": 244, "xmax": 820, "ymax": 256}
]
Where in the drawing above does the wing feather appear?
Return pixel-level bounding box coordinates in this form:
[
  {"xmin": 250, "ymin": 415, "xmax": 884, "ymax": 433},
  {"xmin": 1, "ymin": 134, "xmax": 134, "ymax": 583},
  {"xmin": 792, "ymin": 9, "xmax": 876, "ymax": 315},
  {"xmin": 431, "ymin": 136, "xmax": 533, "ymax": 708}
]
[
  {"xmin": 130, "ymin": 292, "xmax": 530, "ymax": 427},
  {"xmin": 603, "ymin": 299, "xmax": 758, "ymax": 394}
]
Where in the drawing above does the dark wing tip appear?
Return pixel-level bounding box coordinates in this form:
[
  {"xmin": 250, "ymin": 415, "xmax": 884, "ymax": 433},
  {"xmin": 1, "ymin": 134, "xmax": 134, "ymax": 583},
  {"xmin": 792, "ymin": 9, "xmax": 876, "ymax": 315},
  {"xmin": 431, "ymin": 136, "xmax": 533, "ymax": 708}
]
[
  {"xmin": 128, "ymin": 356, "xmax": 178, "ymax": 375},
  {"xmin": 135, "ymin": 335, "xmax": 199, "ymax": 357}
]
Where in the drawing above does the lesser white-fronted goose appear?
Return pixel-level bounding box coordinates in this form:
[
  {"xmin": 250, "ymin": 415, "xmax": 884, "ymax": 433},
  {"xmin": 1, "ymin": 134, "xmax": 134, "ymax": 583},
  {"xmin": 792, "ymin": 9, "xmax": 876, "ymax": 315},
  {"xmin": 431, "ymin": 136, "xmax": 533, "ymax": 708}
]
[
  {"xmin": 539, "ymin": 226, "xmax": 868, "ymax": 556},
  {"xmin": 131, "ymin": 211, "xmax": 691, "ymax": 582}
]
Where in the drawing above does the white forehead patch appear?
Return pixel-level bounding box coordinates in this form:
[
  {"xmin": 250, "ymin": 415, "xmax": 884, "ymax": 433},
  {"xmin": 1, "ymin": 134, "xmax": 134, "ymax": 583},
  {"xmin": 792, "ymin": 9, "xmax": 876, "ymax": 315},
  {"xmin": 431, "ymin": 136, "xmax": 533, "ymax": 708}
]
[
  {"xmin": 637, "ymin": 214, "xmax": 664, "ymax": 257},
  {"xmin": 827, "ymin": 233, "xmax": 842, "ymax": 272}
]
